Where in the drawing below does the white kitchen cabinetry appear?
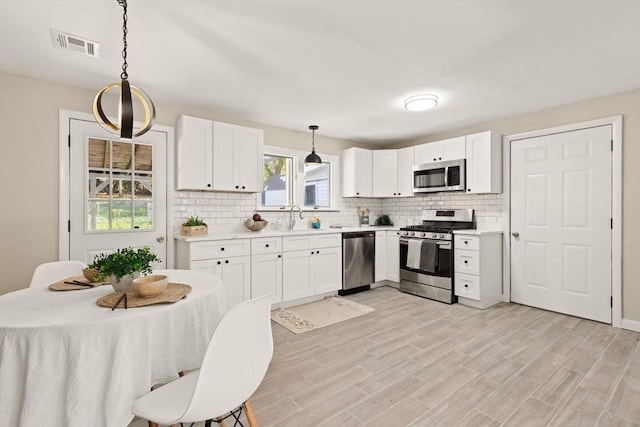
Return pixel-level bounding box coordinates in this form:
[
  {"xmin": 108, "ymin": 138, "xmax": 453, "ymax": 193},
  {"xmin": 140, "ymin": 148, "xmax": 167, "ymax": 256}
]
[
  {"xmin": 341, "ymin": 147, "xmax": 372, "ymax": 197},
  {"xmin": 282, "ymin": 234, "xmax": 342, "ymax": 301},
  {"xmin": 375, "ymin": 231, "xmax": 387, "ymax": 282},
  {"xmin": 176, "ymin": 115, "xmax": 213, "ymax": 190},
  {"xmin": 465, "ymin": 131, "xmax": 502, "ymax": 194},
  {"xmin": 386, "ymin": 231, "xmax": 400, "ymax": 283},
  {"xmin": 372, "ymin": 147, "xmax": 414, "ymax": 197},
  {"xmin": 454, "ymin": 233, "xmax": 502, "ymax": 309},
  {"xmin": 251, "ymin": 237, "xmax": 283, "ymax": 303},
  {"xmin": 372, "ymin": 150, "xmax": 397, "ymax": 197},
  {"xmin": 175, "ymin": 239, "xmax": 251, "ymax": 307},
  {"xmin": 414, "ymin": 136, "xmax": 466, "ymax": 165},
  {"xmin": 176, "ymin": 115, "xmax": 263, "ymax": 192},
  {"xmin": 212, "ymin": 121, "xmax": 263, "ymax": 192}
]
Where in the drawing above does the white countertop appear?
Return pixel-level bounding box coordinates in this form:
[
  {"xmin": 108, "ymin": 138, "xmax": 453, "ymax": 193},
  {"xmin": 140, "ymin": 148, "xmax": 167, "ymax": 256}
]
[{"xmin": 174, "ymin": 226, "xmax": 400, "ymax": 242}]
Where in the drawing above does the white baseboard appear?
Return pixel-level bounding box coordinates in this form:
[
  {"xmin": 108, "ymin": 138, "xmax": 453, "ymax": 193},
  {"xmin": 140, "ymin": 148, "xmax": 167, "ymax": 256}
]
[{"xmin": 621, "ymin": 318, "xmax": 640, "ymax": 332}]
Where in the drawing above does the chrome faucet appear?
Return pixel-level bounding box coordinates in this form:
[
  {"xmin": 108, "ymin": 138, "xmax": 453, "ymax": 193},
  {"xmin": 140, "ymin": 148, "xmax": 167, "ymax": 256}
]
[{"xmin": 289, "ymin": 205, "xmax": 303, "ymax": 230}]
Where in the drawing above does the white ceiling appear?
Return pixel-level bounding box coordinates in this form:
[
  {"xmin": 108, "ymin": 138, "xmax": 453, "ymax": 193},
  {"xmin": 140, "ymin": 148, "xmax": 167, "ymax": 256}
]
[{"xmin": 1, "ymin": 1, "xmax": 639, "ymax": 144}]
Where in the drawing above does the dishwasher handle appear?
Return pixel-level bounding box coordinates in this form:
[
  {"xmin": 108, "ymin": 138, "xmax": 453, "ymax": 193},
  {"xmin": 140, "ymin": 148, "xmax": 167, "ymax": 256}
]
[{"xmin": 342, "ymin": 232, "xmax": 375, "ymax": 239}]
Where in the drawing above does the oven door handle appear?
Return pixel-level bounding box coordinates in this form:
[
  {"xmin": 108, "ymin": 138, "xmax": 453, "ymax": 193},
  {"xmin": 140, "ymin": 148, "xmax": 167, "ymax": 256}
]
[
  {"xmin": 444, "ymin": 166, "xmax": 449, "ymax": 187},
  {"xmin": 437, "ymin": 242, "xmax": 451, "ymax": 249}
]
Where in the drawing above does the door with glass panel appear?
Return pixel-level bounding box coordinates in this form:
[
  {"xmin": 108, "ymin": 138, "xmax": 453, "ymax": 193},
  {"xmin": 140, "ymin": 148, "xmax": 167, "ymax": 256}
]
[{"xmin": 69, "ymin": 118, "xmax": 167, "ymax": 265}]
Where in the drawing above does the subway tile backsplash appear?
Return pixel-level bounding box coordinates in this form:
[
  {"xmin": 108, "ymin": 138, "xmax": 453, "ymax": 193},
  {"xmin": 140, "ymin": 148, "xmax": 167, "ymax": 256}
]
[{"xmin": 173, "ymin": 191, "xmax": 503, "ymax": 232}]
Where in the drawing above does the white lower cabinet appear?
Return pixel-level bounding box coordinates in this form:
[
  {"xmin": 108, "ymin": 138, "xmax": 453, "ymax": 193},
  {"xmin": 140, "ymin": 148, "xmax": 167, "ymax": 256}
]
[
  {"xmin": 191, "ymin": 256, "xmax": 251, "ymax": 308},
  {"xmin": 375, "ymin": 231, "xmax": 387, "ymax": 282},
  {"xmin": 282, "ymin": 235, "xmax": 341, "ymax": 302},
  {"xmin": 454, "ymin": 233, "xmax": 503, "ymax": 309},
  {"xmin": 386, "ymin": 231, "xmax": 400, "ymax": 283},
  {"xmin": 251, "ymin": 253, "xmax": 282, "ymax": 303}
]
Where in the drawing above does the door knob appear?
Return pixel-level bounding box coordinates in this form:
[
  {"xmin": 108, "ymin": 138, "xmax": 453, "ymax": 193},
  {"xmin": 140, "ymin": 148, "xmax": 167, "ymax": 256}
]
[
  {"xmin": 156, "ymin": 236, "xmax": 165, "ymax": 243},
  {"xmin": 512, "ymin": 232, "xmax": 520, "ymax": 238}
]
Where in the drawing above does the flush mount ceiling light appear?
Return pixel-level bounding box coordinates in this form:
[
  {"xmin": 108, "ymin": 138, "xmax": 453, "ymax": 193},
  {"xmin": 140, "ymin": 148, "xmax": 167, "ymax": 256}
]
[
  {"xmin": 404, "ymin": 94, "xmax": 438, "ymax": 112},
  {"xmin": 305, "ymin": 125, "xmax": 322, "ymax": 164},
  {"xmin": 92, "ymin": 0, "xmax": 155, "ymax": 140}
]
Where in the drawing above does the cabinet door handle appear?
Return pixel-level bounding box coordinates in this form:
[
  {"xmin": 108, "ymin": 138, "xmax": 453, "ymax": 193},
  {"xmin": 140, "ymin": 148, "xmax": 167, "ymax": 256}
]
[
  {"xmin": 242, "ymin": 185, "xmax": 246, "ymax": 189},
  {"xmin": 311, "ymin": 251, "xmax": 315, "ymax": 255},
  {"xmin": 467, "ymin": 188, "xmax": 471, "ymax": 192},
  {"xmin": 277, "ymin": 254, "xmax": 282, "ymax": 258},
  {"xmin": 217, "ymin": 261, "xmax": 221, "ymax": 265},
  {"xmin": 235, "ymin": 185, "xmax": 239, "ymax": 189},
  {"xmin": 225, "ymin": 260, "xmax": 229, "ymax": 264},
  {"xmin": 464, "ymin": 284, "xmax": 469, "ymax": 288},
  {"xmin": 221, "ymin": 247, "xmax": 225, "ymax": 251},
  {"xmin": 207, "ymin": 184, "xmax": 211, "ymax": 188},
  {"xmin": 356, "ymin": 192, "xmax": 359, "ymax": 195},
  {"xmin": 438, "ymin": 157, "xmax": 442, "ymax": 160},
  {"xmin": 464, "ymin": 260, "xmax": 468, "ymax": 264},
  {"xmin": 433, "ymin": 158, "xmax": 437, "ymax": 161},
  {"xmin": 265, "ymin": 244, "xmax": 269, "ymax": 248},
  {"xmin": 316, "ymin": 250, "xmax": 320, "ymax": 254}
]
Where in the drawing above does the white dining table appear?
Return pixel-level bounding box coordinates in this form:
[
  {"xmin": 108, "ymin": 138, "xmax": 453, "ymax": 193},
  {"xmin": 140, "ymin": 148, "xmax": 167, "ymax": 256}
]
[{"xmin": 0, "ymin": 269, "xmax": 227, "ymax": 427}]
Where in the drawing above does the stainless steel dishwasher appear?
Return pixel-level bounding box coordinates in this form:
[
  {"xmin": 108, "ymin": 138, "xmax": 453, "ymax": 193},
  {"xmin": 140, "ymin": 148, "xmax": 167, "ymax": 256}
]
[{"xmin": 340, "ymin": 231, "xmax": 376, "ymax": 295}]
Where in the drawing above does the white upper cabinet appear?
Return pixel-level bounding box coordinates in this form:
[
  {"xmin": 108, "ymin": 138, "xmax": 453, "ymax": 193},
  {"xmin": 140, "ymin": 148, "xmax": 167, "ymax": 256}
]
[
  {"xmin": 465, "ymin": 131, "xmax": 502, "ymax": 194},
  {"xmin": 176, "ymin": 115, "xmax": 263, "ymax": 192},
  {"xmin": 372, "ymin": 147, "xmax": 414, "ymax": 197},
  {"xmin": 397, "ymin": 146, "xmax": 414, "ymax": 197},
  {"xmin": 372, "ymin": 150, "xmax": 397, "ymax": 197},
  {"xmin": 212, "ymin": 121, "xmax": 263, "ymax": 192},
  {"xmin": 176, "ymin": 115, "xmax": 213, "ymax": 190},
  {"xmin": 414, "ymin": 136, "xmax": 466, "ymax": 165},
  {"xmin": 341, "ymin": 147, "xmax": 372, "ymax": 197}
]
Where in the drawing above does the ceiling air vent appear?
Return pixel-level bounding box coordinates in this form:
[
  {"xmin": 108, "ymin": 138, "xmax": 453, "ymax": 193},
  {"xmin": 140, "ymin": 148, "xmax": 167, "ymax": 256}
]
[{"xmin": 51, "ymin": 29, "xmax": 100, "ymax": 58}]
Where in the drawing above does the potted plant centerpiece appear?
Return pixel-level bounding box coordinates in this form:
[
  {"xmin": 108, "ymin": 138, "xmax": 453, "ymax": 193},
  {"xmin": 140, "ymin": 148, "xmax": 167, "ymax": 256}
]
[
  {"xmin": 182, "ymin": 216, "xmax": 208, "ymax": 236},
  {"xmin": 89, "ymin": 247, "xmax": 160, "ymax": 292}
]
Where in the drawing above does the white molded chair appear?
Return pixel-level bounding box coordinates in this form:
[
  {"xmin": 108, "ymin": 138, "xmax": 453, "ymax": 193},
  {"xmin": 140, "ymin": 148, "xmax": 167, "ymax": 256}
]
[
  {"xmin": 30, "ymin": 260, "xmax": 88, "ymax": 288},
  {"xmin": 132, "ymin": 294, "xmax": 274, "ymax": 427}
]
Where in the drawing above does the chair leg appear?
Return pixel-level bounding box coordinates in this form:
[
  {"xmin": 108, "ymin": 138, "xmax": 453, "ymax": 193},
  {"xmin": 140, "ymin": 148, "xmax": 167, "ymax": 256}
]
[{"xmin": 243, "ymin": 401, "xmax": 258, "ymax": 427}]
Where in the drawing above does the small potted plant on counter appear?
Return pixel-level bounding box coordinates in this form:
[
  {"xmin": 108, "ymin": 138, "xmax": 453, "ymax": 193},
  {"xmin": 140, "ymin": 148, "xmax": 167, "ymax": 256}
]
[
  {"xmin": 311, "ymin": 216, "xmax": 321, "ymax": 229},
  {"xmin": 182, "ymin": 215, "xmax": 208, "ymax": 236},
  {"xmin": 90, "ymin": 247, "xmax": 161, "ymax": 292}
]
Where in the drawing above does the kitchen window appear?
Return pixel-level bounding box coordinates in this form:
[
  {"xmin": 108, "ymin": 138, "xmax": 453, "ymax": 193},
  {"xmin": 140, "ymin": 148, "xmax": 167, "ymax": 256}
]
[{"xmin": 258, "ymin": 146, "xmax": 337, "ymax": 211}]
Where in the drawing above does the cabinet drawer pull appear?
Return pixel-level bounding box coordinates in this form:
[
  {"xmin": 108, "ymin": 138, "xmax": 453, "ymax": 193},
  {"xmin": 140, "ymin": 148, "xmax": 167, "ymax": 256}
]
[
  {"xmin": 277, "ymin": 254, "xmax": 281, "ymax": 258},
  {"xmin": 265, "ymin": 244, "xmax": 269, "ymax": 248},
  {"xmin": 464, "ymin": 260, "xmax": 468, "ymax": 264},
  {"xmin": 242, "ymin": 185, "xmax": 246, "ymax": 189},
  {"xmin": 316, "ymin": 250, "xmax": 320, "ymax": 254},
  {"xmin": 235, "ymin": 185, "xmax": 239, "ymax": 189},
  {"xmin": 225, "ymin": 260, "xmax": 229, "ymax": 264},
  {"xmin": 207, "ymin": 183, "xmax": 211, "ymax": 188},
  {"xmin": 217, "ymin": 261, "xmax": 221, "ymax": 265},
  {"xmin": 464, "ymin": 284, "xmax": 469, "ymax": 288},
  {"xmin": 221, "ymin": 247, "xmax": 225, "ymax": 251},
  {"xmin": 311, "ymin": 251, "xmax": 315, "ymax": 255}
]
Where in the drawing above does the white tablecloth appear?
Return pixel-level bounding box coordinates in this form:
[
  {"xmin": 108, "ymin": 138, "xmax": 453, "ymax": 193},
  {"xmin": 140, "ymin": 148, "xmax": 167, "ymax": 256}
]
[{"xmin": 0, "ymin": 269, "xmax": 227, "ymax": 427}]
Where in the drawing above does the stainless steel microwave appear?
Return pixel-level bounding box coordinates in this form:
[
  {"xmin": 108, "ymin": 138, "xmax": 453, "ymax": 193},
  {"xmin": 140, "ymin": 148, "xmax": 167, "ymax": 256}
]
[{"xmin": 412, "ymin": 159, "xmax": 466, "ymax": 193}]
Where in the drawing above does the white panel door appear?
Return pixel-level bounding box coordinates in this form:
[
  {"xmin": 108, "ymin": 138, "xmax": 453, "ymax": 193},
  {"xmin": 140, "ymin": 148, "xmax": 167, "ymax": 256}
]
[
  {"xmin": 221, "ymin": 256, "xmax": 251, "ymax": 308},
  {"xmin": 313, "ymin": 246, "xmax": 342, "ymax": 294},
  {"xmin": 372, "ymin": 150, "xmax": 397, "ymax": 197},
  {"xmin": 251, "ymin": 253, "xmax": 283, "ymax": 303},
  {"xmin": 282, "ymin": 250, "xmax": 313, "ymax": 301},
  {"xmin": 69, "ymin": 119, "xmax": 167, "ymax": 266},
  {"xmin": 511, "ymin": 125, "xmax": 612, "ymax": 322},
  {"xmin": 212, "ymin": 121, "xmax": 236, "ymax": 191}
]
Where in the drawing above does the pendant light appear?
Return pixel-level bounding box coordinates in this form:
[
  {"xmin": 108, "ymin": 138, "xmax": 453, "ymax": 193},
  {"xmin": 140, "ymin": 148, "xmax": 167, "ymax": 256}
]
[
  {"xmin": 93, "ymin": 0, "xmax": 155, "ymax": 140},
  {"xmin": 304, "ymin": 125, "xmax": 322, "ymax": 164}
]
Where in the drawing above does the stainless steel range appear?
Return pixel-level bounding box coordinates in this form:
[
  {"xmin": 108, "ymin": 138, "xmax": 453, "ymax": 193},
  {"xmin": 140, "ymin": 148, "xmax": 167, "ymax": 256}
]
[{"xmin": 399, "ymin": 209, "xmax": 474, "ymax": 304}]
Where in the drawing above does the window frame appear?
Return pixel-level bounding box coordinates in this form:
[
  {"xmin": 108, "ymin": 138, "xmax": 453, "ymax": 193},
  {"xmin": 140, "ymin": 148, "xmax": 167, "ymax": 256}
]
[{"xmin": 257, "ymin": 145, "xmax": 339, "ymax": 212}]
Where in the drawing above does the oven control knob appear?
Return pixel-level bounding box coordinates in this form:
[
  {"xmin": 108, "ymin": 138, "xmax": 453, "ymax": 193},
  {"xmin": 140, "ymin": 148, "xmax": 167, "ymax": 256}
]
[
  {"xmin": 431, "ymin": 233, "xmax": 438, "ymax": 238},
  {"xmin": 420, "ymin": 232, "xmax": 426, "ymax": 238},
  {"xmin": 409, "ymin": 231, "xmax": 415, "ymax": 237},
  {"xmin": 438, "ymin": 233, "xmax": 445, "ymax": 239},
  {"xmin": 401, "ymin": 231, "xmax": 408, "ymax": 236}
]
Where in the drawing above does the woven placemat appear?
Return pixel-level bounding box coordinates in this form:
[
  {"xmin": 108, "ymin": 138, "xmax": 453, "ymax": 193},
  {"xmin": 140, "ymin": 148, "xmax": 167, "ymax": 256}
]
[
  {"xmin": 49, "ymin": 276, "xmax": 110, "ymax": 291},
  {"xmin": 96, "ymin": 283, "xmax": 192, "ymax": 309}
]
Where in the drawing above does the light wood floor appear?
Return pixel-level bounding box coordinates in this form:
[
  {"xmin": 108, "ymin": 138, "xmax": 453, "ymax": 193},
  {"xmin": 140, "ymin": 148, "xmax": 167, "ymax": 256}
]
[{"xmin": 132, "ymin": 286, "xmax": 640, "ymax": 427}]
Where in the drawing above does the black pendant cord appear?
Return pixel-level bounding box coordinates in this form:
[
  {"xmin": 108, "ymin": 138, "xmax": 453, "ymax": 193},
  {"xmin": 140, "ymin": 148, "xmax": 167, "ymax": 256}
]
[
  {"xmin": 119, "ymin": 0, "xmax": 128, "ymax": 81},
  {"xmin": 118, "ymin": 0, "xmax": 133, "ymax": 139}
]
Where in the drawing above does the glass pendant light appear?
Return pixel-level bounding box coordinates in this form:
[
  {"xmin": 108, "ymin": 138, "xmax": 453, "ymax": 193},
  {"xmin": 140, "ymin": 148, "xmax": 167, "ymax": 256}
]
[
  {"xmin": 304, "ymin": 125, "xmax": 322, "ymax": 164},
  {"xmin": 92, "ymin": 0, "xmax": 155, "ymax": 140}
]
